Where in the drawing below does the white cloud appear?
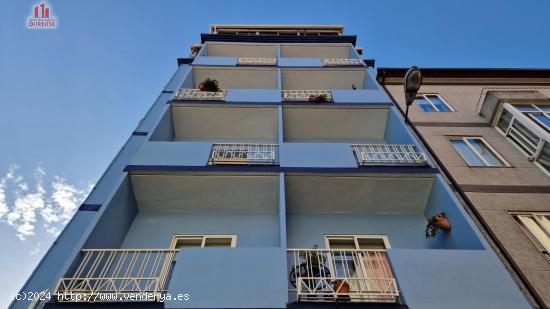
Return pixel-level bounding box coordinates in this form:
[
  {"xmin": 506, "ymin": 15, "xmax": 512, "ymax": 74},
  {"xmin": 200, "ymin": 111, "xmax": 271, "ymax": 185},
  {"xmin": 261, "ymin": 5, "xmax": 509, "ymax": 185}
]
[{"xmin": 0, "ymin": 165, "xmax": 91, "ymax": 241}]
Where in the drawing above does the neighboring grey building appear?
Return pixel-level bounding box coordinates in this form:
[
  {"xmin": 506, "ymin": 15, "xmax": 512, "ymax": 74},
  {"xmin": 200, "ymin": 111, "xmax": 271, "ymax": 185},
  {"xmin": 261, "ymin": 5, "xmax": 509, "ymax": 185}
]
[
  {"xmin": 378, "ymin": 68, "xmax": 550, "ymax": 308},
  {"xmin": 11, "ymin": 27, "xmax": 532, "ymax": 309}
]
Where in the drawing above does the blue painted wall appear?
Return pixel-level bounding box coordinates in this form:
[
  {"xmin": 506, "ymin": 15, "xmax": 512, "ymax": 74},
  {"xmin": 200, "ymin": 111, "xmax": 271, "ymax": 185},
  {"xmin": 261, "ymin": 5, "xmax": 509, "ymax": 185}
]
[
  {"xmin": 122, "ymin": 211, "xmax": 280, "ymax": 248},
  {"xmin": 280, "ymin": 143, "xmax": 358, "ymax": 168},
  {"xmin": 286, "ymin": 212, "xmax": 481, "ymax": 250},
  {"xmin": 165, "ymin": 248, "xmax": 288, "ymax": 308},
  {"xmin": 388, "ymin": 249, "xmax": 530, "ymax": 309},
  {"xmin": 130, "ymin": 141, "xmax": 212, "ymax": 166}
]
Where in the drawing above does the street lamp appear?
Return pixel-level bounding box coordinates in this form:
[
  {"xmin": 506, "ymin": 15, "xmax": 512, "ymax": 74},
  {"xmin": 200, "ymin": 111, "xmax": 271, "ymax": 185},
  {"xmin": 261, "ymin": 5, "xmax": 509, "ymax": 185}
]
[{"xmin": 404, "ymin": 66, "xmax": 422, "ymax": 124}]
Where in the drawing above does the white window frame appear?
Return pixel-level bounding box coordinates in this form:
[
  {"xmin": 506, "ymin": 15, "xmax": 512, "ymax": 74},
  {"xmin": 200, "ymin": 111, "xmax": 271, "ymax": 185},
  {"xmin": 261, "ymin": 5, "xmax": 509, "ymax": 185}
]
[
  {"xmin": 512, "ymin": 213, "xmax": 550, "ymax": 262},
  {"xmin": 415, "ymin": 94, "xmax": 455, "ymax": 112},
  {"xmin": 170, "ymin": 235, "xmax": 237, "ymax": 249},
  {"xmin": 324, "ymin": 235, "xmax": 391, "ymax": 249},
  {"xmin": 449, "ymin": 136, "xmax": 510, "ymax": 167},
  {"xmin": 494, "ymin": 103, "xmax": 550, "ymax": 177}
]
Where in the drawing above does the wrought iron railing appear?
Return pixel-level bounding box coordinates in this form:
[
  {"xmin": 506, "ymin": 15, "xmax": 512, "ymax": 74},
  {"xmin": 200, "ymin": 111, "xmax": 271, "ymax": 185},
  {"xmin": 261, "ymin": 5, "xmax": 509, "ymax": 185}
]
[
  {"xmin": 322, "ymin": 58, "xmax": 365, "ymax": 67},
  {"xmin": 209, "ymin": 143, "xmax": 278, "ymax": 165},
  {"xmin": 282, "ymin": 90, "xmax": 333, "ymax": 102},
  {"xmin": 237, "ymin": 57, "xmax": 277, "ymax": 66},
  {"xmin": 288, "ymin": 249, "xmax": 399, "ymax": 302},
  {"xmin": 352, "ymin": 144, "xmax": 427, "ymax": 166},
  {"xmin": 54, "ymin": 249, "xmax": 178, "ymax": 302},
  {"xmin": 175, "ymin": 88, "xmax": 226, "ymax": 101}
]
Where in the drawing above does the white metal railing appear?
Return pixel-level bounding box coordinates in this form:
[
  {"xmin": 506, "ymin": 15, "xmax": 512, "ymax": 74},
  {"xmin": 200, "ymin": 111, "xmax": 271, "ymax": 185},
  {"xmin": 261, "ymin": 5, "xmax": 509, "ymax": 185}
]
[
  {"xmin": 288, "ymin": 249, "xmax": 399, "ymax": 303},
  {"xmin": 282, "ymin": 90, "xmax": 333, "ymax": 102},
  {"xmin": 352, "ymin": 144, "xmax": 427, "ymax": 166},
  {"xmin": 322, "ymin": 58, "xmax": 365, "ymax": 67},
  {"xmin": 54, "ymin": 249, "xmax": 178, "ymax": 302},
  {"xmin": 237, "ymin": 57, "xmax": 277, "ymax": 66},
  {"xmin": 209, "ymin": 143, "xmax": 278, "ymax": 165},
  {"xmin": 175, "ymin": 88, "xmax": 226, "ymax": 101}
]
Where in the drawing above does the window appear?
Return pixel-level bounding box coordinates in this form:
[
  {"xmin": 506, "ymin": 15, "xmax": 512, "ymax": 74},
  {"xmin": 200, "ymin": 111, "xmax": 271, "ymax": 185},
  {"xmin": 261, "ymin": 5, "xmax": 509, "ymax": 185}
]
[
  {"xmin": 514, "ymin": 213, "xmax": 550, "ymax": 261},
  {"xmin": 170, "ymin": 235, "xmax": 236, "ymax": 249},
  {"xmin": 495, "ymin": 104, "xmax": 550, "ymax": 175},
  {"xmin": 450, "ymin": 137, "xmax": 509, "ymax": 167},
  {"xmin": 515, "ymin": 104, "xmax": 550, "ymax": 132},
  {"xmin": 415, "ymin": 94, "xmax": 454, "ymax": 112},
  {"xmin": 325, "ymin": 235, "xmax": 390, "ymax": 250}
]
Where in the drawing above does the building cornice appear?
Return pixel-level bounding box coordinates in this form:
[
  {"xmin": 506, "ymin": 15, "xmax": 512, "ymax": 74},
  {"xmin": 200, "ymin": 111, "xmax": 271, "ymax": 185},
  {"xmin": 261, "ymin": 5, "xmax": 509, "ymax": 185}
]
[{"xmin": 377, "ymin": 68, "xmax": 550, "ymax": 85}]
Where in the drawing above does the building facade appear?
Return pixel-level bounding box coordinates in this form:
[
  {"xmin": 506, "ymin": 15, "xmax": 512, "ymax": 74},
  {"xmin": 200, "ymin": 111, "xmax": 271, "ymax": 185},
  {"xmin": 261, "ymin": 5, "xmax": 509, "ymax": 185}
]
[
  {"xmin": 378, "ymin": 68, "xmax": 550, "ymax": 308},
  {"xmin": 13, "ymin": 26, "xmax": 531, "ymax": 309}
]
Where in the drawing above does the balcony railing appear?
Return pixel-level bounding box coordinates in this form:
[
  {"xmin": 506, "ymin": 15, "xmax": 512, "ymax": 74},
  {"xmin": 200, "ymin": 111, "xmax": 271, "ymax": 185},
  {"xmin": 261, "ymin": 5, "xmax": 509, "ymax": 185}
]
[
  {"xmin": 54, "ymin": 249, "xmax": 178, "ymax": 302},
  {"xmin": 288, "ymin": 249, "xmax": 399, "ymax": 303},
  {"xmin": 322, "ymin": 58, "xmax": 365, "ymax": 67},
  {"xmin": 209, "ymin": 143, "xmax": 278, "ymax": 165},
  {"xmin": 282, "ymin": 90, "xmax": 333, "ymax": 103},
  {"xmin": 237, "ymin": 57, "xmax": 277, "ymax": 66},
  {"xmin": 175, "ymin": 88, "xmax": 226, "ymax": 101},
  {"xmin": 352, "ymin": 144, "xmax": 427, "ymax": 166}
]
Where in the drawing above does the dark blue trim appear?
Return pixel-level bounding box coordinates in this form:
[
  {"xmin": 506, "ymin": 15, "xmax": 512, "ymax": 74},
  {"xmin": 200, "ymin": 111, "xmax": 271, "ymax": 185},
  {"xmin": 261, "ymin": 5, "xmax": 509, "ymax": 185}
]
[
  {"xmin": 177, "ymin": 57, "xmax": 194, "ymax": 65},
  {"xmin": 201, "ymin": 33, "xmax": 357, "ymax": 45},
  {"xmin": 124, "ymin": 165, "xmax": 439, "ymax": 174},
  {"xmin": 79, "ymin": 204, "xmax": 102, "ymax": 211},
  {"xmin": 132, "ymin": 131, "xmax": 148, "ymax": 136},
  {"xmin": 161, "ymin": 90, "xmax": 174, "ymax": 94}
]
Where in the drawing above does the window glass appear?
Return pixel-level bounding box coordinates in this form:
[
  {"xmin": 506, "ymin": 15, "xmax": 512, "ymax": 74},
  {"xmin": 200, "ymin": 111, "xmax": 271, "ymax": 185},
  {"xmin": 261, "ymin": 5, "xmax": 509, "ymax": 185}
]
[
  {"xmin": 537, "ymin": 143, "xmax": 550, "ymax": 173},
  {"xmin": 497, "ymin": 109, "xmax": 512, "ymax": 132},
  {"xmin": 450, "ymin": 139, "xmax": 484, "ymax": 166},
  {"xmin": 426, "ymin": 95, "xmax": 453, "ymax": 112},
  {"xmin": 530, "ymin": 113, "xmax": 550, "ymax": 130},
  {"xmin": 415, "ymin": 97, "xmax": 436, "ymax": 112},
  {"xmin": 467, "ymin": 139, "xmax": 504, "ymax": 166},
  {"xmin": 517, "ymin": 215, "xmax": 550, "ymax": 254}
]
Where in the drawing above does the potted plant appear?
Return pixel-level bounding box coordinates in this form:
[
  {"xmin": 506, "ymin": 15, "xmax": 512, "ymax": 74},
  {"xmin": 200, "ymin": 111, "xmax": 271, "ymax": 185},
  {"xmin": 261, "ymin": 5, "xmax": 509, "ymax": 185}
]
[
  {"xmin": 333, "ymin": 280, "xmax": 350, "ymax": 293},
  {"xmin": 308, "ymin": 94, "xmax": 329, "ymax": 103},
  {"xmin": 198, "ymin": 78, "xmax": 220, "ymax": 92},
  {"xmin": 425, "ymin": 212, "xmax": 451, "ymax": 238}
]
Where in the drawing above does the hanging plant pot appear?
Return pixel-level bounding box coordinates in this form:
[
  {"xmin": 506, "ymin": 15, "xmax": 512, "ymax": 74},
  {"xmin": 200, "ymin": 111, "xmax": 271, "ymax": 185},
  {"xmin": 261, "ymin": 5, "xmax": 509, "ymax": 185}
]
[
  {"xmin": 308, "ymin": 94, "xmax": 329, "ymax": 103},
  {"xmin": 426, "ymin": 212, "xmax": 451, "ymax": 238},
  {"xmin": 198, "ymin": 78, "xmax": 220, "ymax": 92},
  {"xmin": 333, "ymin": 280, "xmax": 350, "ymax": 293}
]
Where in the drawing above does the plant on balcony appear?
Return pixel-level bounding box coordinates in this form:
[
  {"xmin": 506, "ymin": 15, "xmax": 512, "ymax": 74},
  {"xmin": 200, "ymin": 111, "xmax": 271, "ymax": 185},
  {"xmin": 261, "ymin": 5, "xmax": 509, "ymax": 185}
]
[
  {"xmin": 308, "ymin": 94, "xmax": 329, "ymax": 103},
  {"xmin": 425, "ymin": 212, "xmax": 452, "ymax": 238},
  {"xmin": 198, "ymin": 78, "xmax": 220, "ymax": 92}
]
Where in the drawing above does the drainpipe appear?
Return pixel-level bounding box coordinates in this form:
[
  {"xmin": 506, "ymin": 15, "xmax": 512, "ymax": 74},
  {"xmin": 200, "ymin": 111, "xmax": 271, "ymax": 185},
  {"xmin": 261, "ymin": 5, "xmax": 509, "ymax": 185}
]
[{"xmin": 378, "ymin": 72, "xmax": 543, "ymax": 309}]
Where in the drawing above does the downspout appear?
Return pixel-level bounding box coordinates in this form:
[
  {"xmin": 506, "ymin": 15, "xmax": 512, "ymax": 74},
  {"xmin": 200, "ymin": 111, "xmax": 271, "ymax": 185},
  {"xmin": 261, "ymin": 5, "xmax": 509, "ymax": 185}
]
[{"xmin": 378, "ymin": 72, "xmax": 543, "ymax": 309}]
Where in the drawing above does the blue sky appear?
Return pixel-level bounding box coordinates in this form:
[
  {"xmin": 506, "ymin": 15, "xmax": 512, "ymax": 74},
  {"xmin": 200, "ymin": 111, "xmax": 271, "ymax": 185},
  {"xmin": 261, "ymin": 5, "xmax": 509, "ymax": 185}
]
[{"xmin": 1, "ymin": 0, "xmax": 550, "ymax": 306}]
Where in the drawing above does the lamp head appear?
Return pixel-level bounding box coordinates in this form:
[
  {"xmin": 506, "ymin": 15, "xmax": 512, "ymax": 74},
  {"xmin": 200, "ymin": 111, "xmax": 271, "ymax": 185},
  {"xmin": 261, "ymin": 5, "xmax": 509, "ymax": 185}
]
[{"xmin": 404, "ymin": 66, "xmax": 422, "ymax": 106}]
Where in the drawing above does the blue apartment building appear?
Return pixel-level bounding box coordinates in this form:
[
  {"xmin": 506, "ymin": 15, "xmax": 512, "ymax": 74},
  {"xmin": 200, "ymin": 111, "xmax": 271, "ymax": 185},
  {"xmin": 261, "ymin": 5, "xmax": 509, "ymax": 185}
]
[{"xmin": 12, "ymin": 25, "xmax": 531, "ymax": 309}]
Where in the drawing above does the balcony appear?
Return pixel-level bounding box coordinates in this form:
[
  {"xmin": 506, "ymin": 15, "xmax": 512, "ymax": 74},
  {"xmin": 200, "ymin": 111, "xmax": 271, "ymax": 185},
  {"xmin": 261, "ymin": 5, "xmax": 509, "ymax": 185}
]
[
  {"xmin": 208, "ymin": 143, "xmax": 278, "ymax": 165},
  {"xmin": 175, "ymin": 88, "xmax": 227, "ymax": 101},
  {"xmin": 282, "ymin": 90, "xmax": 333, "ymax": 103},
  {"xmin": 281, "ymin": 68, "xmax": 366, "ymax": 91},
  {"xmin": 199, "ymin": 42, "xmax": 277, "ymax": 58},
  {"xmin": 237, "ymin": 57, "xmax": 277, "ymax": 66},
  {"xmin": 288, "ymin": 248, "xmax": 399, "ymax": 303},
  {"xmin": 322, "ymin": 58, "xmax": 365, "ymax": 67},
  {"xmin": 280, "ymin": 43, "xmax": 357, "ymax": 59},
  {"xmin": 55, "ymin": 249, "xmax": 178, "ymax": 302},
  {"xmin": 352, "ymin": 144, "xmax": 427, "ymax": 166}
]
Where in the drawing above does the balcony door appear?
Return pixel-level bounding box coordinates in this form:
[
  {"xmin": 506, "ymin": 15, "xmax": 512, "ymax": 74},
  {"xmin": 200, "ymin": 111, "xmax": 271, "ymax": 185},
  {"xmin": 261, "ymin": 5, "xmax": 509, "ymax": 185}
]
[{"xmin": 325, "ymin": 235, "xmax": 393, "ymax": 301}]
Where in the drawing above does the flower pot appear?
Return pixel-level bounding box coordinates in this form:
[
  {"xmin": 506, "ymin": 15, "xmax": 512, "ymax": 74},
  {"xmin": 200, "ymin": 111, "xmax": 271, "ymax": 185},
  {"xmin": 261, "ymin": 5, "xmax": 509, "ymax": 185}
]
[
  {"xmin": 434, "ymin": 214, "xmax": 451, "ymax": 231},
  {"xmin": 333, "ymin": 280, "xmax": 350, "ymax": 293}
]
